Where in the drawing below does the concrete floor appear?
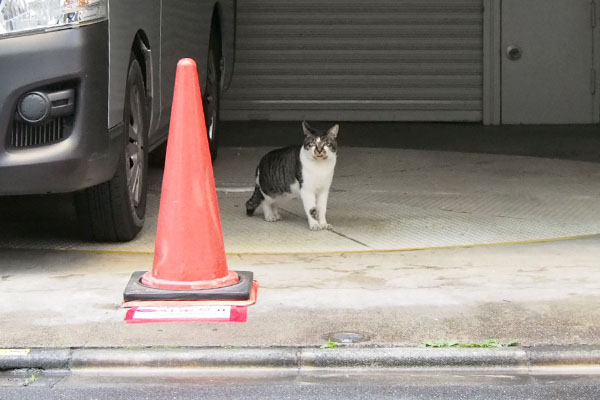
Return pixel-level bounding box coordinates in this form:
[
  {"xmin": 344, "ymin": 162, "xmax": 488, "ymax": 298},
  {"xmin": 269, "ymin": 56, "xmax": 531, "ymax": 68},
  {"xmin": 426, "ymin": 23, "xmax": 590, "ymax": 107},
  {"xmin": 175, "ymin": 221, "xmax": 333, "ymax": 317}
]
[
  {"xmin": 0, "ymin": 239, "xmax": 599, "ymax": 347},
  {"xmin": 1, "ymin": 147, "xmax": 599, "ymax": 253},
  {"xmin": 0, "ymin": 145, "xmax": 599, "ymax": 348}
]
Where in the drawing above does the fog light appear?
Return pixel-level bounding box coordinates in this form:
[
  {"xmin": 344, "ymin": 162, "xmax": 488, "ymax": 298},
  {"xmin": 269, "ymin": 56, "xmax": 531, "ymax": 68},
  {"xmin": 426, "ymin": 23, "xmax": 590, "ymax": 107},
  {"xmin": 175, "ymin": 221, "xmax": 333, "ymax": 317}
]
[
  {"xmin": 17, "ymin": 92, "xmax": 51, "ymax": 124},
  {"xmin": 16, "ymin": 88, "xmax": 75, "ymax": 124}
]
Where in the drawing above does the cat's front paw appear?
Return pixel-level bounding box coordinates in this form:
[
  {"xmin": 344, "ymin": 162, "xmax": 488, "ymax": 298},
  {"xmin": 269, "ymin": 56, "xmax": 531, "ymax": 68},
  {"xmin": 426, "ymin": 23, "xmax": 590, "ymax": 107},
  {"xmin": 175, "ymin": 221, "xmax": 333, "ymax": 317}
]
[
  {"xmin": 321, "ymin": 223, "xmax": 333, "ymax": 230},
  {"xmin": 309, "ymin": 221, "xmax": 322, "ymax": 231},
  {"xmin": 264, "ymin": 214, "xmax": 281, "ymax": 222}
]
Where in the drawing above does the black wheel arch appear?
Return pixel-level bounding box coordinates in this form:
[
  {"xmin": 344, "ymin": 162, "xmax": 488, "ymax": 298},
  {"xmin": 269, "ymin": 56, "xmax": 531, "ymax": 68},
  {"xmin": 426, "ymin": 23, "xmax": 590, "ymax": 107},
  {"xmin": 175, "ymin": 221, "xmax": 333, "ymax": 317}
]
[
  {"xmin": 209, "ymin": 5, "xmax": 224, "ymax": 88},
  {"xmin": 130, "ymin": 30, "xmax": 153, "ymax": 113}
]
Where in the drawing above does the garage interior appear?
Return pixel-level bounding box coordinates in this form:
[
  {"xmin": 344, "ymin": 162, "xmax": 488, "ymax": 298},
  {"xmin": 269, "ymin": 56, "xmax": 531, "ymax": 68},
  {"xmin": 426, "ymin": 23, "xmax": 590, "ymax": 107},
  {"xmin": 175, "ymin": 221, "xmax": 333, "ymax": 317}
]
[
  {"xmin": 222, "ymin": 0, "xmax": 599, "ymax": 125},
  {"xmin": 222, "ymin": 0, "xmax": 485, "ymax": 122}
]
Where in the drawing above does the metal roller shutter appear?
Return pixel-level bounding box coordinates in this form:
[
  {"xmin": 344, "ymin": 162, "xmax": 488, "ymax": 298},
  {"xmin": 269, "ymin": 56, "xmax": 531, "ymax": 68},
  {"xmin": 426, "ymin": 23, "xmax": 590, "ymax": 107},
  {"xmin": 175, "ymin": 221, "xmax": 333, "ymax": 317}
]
[{"xmin": 221, "ymin": 0, "xmax": 483, "ymax": 121}]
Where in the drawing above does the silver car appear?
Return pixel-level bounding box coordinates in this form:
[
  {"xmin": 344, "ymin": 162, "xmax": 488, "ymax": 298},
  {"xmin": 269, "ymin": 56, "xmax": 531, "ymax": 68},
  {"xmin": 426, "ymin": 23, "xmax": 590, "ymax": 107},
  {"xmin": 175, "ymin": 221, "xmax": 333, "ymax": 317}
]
[{"xmin": 0, "ymin": 0, "xmax": 235, "ymax": 241}]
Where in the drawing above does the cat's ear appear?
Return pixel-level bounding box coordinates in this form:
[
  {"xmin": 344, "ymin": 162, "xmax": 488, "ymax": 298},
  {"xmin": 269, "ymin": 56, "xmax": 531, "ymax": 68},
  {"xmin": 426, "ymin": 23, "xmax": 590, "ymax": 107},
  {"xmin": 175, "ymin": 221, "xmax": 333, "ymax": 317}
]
[
  {"xmin": 327, "ymin": 124, "xmax": 339, "ymax": 139},
  {"xmin": 302, "ymin": 120, "xmax": 316, "ymax": 137}
]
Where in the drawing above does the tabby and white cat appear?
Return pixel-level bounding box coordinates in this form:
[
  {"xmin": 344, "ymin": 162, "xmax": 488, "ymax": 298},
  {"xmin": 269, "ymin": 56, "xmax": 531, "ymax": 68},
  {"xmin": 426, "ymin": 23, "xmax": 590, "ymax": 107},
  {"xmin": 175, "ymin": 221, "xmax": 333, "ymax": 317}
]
[{"xmin": 246, "ymin": 121, "xmax": 339, "ymax": 231}]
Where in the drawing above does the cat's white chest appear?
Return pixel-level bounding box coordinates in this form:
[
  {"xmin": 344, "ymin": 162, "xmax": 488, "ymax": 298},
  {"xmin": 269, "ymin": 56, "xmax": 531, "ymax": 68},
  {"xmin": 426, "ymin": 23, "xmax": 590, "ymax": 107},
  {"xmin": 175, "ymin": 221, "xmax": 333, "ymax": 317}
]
[{"xmin": 300, "ymin": 150, "xmax": 336, "ymax": 193}]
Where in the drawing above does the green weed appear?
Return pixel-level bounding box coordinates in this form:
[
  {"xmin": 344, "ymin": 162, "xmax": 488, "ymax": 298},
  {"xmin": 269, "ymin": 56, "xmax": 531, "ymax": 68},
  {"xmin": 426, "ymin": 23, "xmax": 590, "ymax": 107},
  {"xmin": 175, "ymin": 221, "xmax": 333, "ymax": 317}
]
[
  {"xmin": 422, "ymin": 339, "xmax": 519, "ymax": 348},
  {"xmin": 23, "ymin": 374, "xmax": 36, "ymax": 387},
  {"xmin": 320, "ymin": 340, "xmax": 340, "ymax": 349}
]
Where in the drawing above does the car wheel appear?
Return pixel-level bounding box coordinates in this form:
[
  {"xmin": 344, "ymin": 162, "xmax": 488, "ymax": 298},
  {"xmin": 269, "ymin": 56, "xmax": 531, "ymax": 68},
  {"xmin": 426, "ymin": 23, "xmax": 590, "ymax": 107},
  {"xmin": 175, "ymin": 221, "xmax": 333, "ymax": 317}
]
[
  {"xmin": 204, "ymin": 31, "xmax": 221, "ymax": 162},
  {"xmin": 75, "ymin": 55, "xmax": 149, "ymax": 241}
]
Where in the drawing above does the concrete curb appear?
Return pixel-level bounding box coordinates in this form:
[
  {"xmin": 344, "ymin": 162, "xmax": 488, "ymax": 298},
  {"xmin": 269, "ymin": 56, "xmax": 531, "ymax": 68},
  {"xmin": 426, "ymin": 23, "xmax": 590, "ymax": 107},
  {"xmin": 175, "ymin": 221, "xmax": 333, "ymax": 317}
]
[
  {"xmin": 1, "ymin": 346, "xmax": 599, "ymax": 371},
  {"xmin": 0, "ymin": 348, "xmax": 71, "ymax": 370}
]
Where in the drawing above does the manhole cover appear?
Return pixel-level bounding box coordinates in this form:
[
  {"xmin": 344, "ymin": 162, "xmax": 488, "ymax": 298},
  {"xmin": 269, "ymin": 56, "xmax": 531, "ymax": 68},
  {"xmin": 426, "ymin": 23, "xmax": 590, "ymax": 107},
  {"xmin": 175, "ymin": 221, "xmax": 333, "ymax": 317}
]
[{"xmin": 328, "ymin": 332, "xmax": 367, "ymax": 344}]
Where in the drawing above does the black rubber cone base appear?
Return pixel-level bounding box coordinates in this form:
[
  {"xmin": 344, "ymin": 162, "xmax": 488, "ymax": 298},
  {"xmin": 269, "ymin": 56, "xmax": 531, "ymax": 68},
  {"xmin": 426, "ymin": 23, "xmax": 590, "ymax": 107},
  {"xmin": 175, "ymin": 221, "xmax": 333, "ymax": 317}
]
[{"xmin": 123, "ymin": 271, "xmax": 254, "ymax": 302}]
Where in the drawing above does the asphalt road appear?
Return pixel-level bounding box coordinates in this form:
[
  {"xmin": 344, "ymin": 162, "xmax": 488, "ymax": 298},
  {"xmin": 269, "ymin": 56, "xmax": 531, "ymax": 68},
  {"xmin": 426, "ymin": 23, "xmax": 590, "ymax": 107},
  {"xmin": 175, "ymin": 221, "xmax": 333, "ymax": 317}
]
[{"xmin": 2, "ymin": 369, "xmax": 600, "ymax": 400}]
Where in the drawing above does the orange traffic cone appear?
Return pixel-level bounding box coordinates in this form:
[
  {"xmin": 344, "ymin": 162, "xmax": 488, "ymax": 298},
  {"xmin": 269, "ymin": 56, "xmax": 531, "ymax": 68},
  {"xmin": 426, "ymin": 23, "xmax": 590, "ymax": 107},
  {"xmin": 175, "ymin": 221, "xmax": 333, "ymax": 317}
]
[{"xmin": 123, "ymin": 58, "xmax": 256, "ymax": 305}]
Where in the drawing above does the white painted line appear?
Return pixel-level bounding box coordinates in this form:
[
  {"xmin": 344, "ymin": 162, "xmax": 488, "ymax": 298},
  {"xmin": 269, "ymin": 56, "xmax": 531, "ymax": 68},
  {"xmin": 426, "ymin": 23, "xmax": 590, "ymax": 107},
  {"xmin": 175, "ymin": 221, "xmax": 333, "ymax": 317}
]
[
  {"xmin": 133, "ymin": 306, "xmax": 231, "ymax": 320},
  {"xmin": 216, "ymin": 187, "xmax": 254, "ymax": 193},
  {"xmin": 124, "ymin": 306, "xmax": 248, "ymax": 323},
  {"xmin": 0, "ymin": 349, "xmax": 30, "ymax": 356}
]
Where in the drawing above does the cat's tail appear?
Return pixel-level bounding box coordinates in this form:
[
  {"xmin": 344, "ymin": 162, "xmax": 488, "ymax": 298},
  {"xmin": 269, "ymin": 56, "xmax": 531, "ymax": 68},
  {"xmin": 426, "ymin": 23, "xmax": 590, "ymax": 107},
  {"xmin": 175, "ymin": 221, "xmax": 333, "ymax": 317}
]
[{"xmin": 246, "ymin": 184, "xmax": 264, "ymax": 216}]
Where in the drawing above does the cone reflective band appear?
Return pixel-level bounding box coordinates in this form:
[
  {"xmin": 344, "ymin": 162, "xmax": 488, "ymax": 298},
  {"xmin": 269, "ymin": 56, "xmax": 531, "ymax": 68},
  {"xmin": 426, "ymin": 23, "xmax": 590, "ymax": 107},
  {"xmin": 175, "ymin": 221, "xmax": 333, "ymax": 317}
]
[{"xmin": 122, "ymin": 58, "xmax": 256, "ymax": 304}]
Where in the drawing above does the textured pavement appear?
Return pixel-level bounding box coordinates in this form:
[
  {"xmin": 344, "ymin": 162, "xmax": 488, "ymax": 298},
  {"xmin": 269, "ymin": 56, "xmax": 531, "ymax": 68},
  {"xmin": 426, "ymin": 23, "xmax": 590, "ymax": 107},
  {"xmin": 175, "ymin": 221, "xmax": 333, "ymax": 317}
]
[{"xmin": 1, "ymin": 147, "xmax": 599, "ymax": 253}]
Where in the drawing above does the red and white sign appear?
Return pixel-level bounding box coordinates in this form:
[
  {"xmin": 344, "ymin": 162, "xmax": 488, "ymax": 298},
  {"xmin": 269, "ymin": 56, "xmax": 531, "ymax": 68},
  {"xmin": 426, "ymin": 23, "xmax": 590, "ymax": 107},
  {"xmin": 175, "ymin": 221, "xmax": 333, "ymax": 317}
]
[{"xmin": 125, "ymin": 305, "xmax": 247, "ymax": 323}]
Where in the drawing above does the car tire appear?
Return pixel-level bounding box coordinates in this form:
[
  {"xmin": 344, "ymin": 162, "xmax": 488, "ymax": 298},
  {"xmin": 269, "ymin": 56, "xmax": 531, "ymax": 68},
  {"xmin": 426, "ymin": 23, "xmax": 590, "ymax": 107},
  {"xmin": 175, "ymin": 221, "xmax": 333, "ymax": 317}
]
[
  {"xmin": 75, "ymin": 55, "xmax": 149, "ymax": 242},
  {"xmin": 204, "ymin": 29, "xmax": 221, "ymax": 162}
]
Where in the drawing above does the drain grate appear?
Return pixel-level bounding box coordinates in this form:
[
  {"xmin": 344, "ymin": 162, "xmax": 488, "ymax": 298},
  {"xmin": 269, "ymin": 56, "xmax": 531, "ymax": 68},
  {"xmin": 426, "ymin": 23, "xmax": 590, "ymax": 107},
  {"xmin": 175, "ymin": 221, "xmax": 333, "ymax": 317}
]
[{"xmin": 11, "ymin": 117, "xmax": 65, "ymax": 148}]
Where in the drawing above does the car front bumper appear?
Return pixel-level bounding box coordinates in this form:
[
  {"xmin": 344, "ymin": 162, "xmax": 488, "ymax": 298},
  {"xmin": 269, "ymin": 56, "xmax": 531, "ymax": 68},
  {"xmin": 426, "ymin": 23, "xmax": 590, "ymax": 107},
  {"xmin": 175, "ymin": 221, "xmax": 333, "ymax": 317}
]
[{"xmin": 0, "ymin": 21, "xmax": 124, "ymax": 195}]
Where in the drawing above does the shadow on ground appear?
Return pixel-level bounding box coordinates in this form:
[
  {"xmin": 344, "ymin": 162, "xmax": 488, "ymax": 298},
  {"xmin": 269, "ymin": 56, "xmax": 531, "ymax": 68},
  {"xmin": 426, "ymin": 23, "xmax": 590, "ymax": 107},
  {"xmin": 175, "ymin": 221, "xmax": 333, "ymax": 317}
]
[{"xmin": 221, "ymin": 121, "xmax": 600, "ymax": 163}]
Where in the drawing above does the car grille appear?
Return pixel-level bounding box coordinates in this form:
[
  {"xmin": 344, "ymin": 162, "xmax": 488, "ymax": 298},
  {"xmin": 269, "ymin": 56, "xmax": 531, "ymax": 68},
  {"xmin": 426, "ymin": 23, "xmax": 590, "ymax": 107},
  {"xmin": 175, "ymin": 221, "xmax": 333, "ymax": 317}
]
[{"xmin": 10, "ymin": 117, "xmax": 65, "ymax": 148}]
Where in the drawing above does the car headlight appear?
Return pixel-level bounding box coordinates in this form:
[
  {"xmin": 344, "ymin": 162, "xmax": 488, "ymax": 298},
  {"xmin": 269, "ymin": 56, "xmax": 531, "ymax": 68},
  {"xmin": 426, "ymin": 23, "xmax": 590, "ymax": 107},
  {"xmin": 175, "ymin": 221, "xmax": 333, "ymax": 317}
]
[{"xmin": 0, "ymin": 0, "xmax": 107, "ymax": 37}]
